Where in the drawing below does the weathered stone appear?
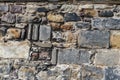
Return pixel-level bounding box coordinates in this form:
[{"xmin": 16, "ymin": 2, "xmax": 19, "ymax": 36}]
[
  {"xmin": 17, "ymin": 14, "xmax": 28, "ymax": 23},
  {"xmin": 58, "ymin": 49, "xmax": 91, "ymax": 64},
  {"xmin": 105, "ymin": 67, "xmax": 120, "ymax": 80},
  {"xmin": 60, "ymin": 22, "xmax": 74, "ymax": 31},
  {"xmin": 64, "ymin": 13, "xmax": 80, "ymax": 22},
  {"xmin": 18, "ymin": 66, "xmax": 35, "ymax": 80},
  {"xmin": 39, "ymin": 25, "xmax": 51, "ymax": 41},
  {"xmin": 36, "ymin": 71, "xmax": 48, "ymax": 80},
  {"xmin": 94, "ymin": 4, "xmax": 114, "ymax": 10},
  {"xmin": 48, "ymin": 4, "xmax": 60, "ymax": 10},
  {"xmin": 37, "ymin": 7, "xmax": 48, "ymax": 12},
  {"xmin": 20, "ymin": 29, "xmax": 25, "ymax": 40},
  {"xmin": 1, "ymin": 13, "xmax": 16, "ymax": 24},
  {"xmin": 0, "ymin": 41, "xmax": 29, "ymax": 58},
  {"xmin": 27, "ymin": 24, "xmax": 32, "ymax": 40},
  {"xmin": 41, "ymin": 17, "xmax": 48, "ymax": 24},
  {"xmin": 51, "ymin": 48, "xmax": 57, "ymax": 65},
  {"xmin": 113, "ymin": 5, "xmax": 120, "ymax": 13},
  {"xmin": 0, "ymin": 5, "xmax": 8, "ymax": 12},
  {"xmin": 27, "ymin": 14, "xmax": 41, "ymax": 23},
  {"xmin": 15, "ymin": 23, "xmax": 27, "ymax": 29},
  {"xmin": 32, "ymin": 24, "xmax": 39, "ymax": 41},
  {"xmin": 79, "ymin": 4, "xmax": 94, "ymax": 9},
  {"xmin": 95, "ymin": 49, "xmax": 120, "ymax": 66},
  {"xmin": 52, "ymin": 31, "xmax": 64, "ymax": 42},
  {"xmin": 81, "ymin": 65, "xmax": 103, "ymax": 80},
  {"xmin": 49, "ymin": 22, "xmax": 60, "ymax": 30},
  {"xmin": 3, "ymin": 28, "xmax": 22, "ymax": 41},
  {"xmin": 98, "ymin": 10, "xmax": 114, "ymax": 17},
  {"xmin": 110, "ymin": 31, "xmax": 120, "ymax": 48},
  {"xmin": 52, "ymin": 43, "xmax": 76, "ymax": 48},
  {"xmin": 33, "ymin": 42, "xmax": 52, "ymax": 48},
  {"xmin": 84, "ymin": 9, "xmax": 98, "ymax": 17},
  {"xmin": 78, "ymin": 30, "xmax": 110, "ymax": 48},
  {"xmin": 92, "ymin": 18, "xmax": 120, "ymax": 30},
  {"xmin": 47, "ymin": 12, "xmax": 64, "ymax": 22},
  {"xmin": 74, "ymin": 22, "xmax": 91, "ymax": 30},
  {"xmin": 10, "ymin": 5, "xmax": 23, "ymax": 13}
]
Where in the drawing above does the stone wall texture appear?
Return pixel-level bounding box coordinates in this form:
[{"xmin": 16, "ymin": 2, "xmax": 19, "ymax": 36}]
[{"xmin": 0, "ymin": 1, "xmax": 120, "ymax": 80}]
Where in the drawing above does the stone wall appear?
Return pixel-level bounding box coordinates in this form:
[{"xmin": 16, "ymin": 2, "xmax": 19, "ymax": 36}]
[{"xmin": 0, "ymin": 1, "xmax": 120, "ymax": 80}]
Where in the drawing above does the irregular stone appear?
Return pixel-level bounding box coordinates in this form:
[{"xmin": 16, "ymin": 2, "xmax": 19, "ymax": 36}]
[
  {"xmin": 92, "ymin": 18, "xmax": 120, "ymax": 30},
  {"xmin": 10, "ymin": 5, "xmax": 23, "ymax": 13},
  {"xmin": 48, "ymin": 4, "xmax": 60, "ymax": 10},
  {"xmin": 94, "ymin": 4, "xmax": 114, "ymax": 10},
  {"xmin": 39, "ymin": 25, "xmax": 51, "ymax": 41},
  {"xmin": 74, "ymin": 22, "xmax": 91, "ymax": 30},
  {"xmin": 95, "ymin": 49, "xmax": 120, "ymax": 66},
  {"xmin": 33, "ymin": 42, "xmax": 52, "ymax": 48},
  {"xmin": 49, "ymin": 22, "xmax": 60, "ymax": 30},
  {"xmin": 47, "ymin": 12, "xmax": 64, "ymax": 22},
  {"xmin": 81, "ymin": 65, "xmax": 103, "ymax": 80},
  {"xmin": 84, "ymin": 9, "xmax": 98, "ymax": 17},
  {"xmin": 113, "ymin": 5, "xmax": 120, "ymax": 13},
  {"xmin": 1, "ymin": 13, "xmax": 16, "ymax": 24},
  {"xmin": 78, "ymin": 30, "xmax": 110, "ymax": 48},
  {"xmin": 36, "ymin": 71, "xmax": 48, "ymax": 80},
  {"xmin": 105, "ymin": 67, "xmax": 120, "ymax": 80},
  {"xmin": 58, "ymin": 49, "xmax": 91, "ymax": 64},
  {"xmin": 41, "ymin": 17, "xmax": 48, "ymax": 24},
  {"xmin": 52, "ymin": 43, "xmax": 76, "ymax": 48},
  {"xmin": 64, "ymin": 13, "xmax": 80, "ymax": 22},
  {"xmin": 98, "ymin": 10, "xmax": 114, "ymax": 17},
  {"xmin": 110, "ymin": 31, "xmax": 120, "ymax": 48},
  {"xmin": 32, "ymin": 24, "xmax": 39, "ymax": 41},
  {"xmin": 37, "ymin": 7, "xmax": 48, "ymax": 12},
  {"xmin": 15, "ymin": 23, "xmax": 27, "ymax": 29},
  {"xmin": 79, "ymin": 4, "xmax": 94, "ymax": 9},
  {"xmin": 18, "ymin": 66, "xmax": 35, "ymax": 80},
  {"xmin": 17, "ymin": 14, "xmax": 28, "ymax": 23},
  {"xmin": 27, "ymin": 14, "xmax": 41, "ymax": 23},
  {"xmin": 52, "ymin": 31, "xmax": 64, "ymax": 42},
  {"xmin": 60, "ymin": 22, "xmax": 74, "ymax": 31},
  {"xmin": 0, "ymin": 41, "xmax": 29, "ymax": 58},
  {"xmin": 0, "ymin": 5, "xmax": 8, "ymax": 12},
  {"xmin": 3, "ymin": 28, "xmax": 22, "ymax": 41}
]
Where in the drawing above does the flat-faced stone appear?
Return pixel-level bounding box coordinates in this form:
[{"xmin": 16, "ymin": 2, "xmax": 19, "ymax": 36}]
[
  {"xmin": 98, "ymin": 10, "xmax": 114, "ymax": 17},
  {"xmin": 0, "ymin": 5, "xmax": 8, "ymax": 12},
  {"xmin": 81, "ymin": 65, "xmax": 103, "ymax": 80},
  {"xmin": 27, "ymin": 24, "xmax": 32, "ymax": 40},
  {"xmin": 1, "ymin": 13, "xmax": 16, "ymax": 24},
  {"xmin": 39, "ymin": 25, "xmax": 51, "ymax": 41},
  {"xmin": 110, "ymin": 31, "xmax": 120, "ymax": 48},
  {"xmin": 33, "ymin": 42, "xmax": 52, "ymax": 48},
  {"xmin": 64, "ymin": 13, "xmax": 80, "ymax": 22},
  {"xmin": 37, "ymin": 7, "xmax": 48, "ymax": 12},
  {"xmin": 105, "ymin": 67, "xmax": 120, "ymax": 80},
  {"xmin": 79, "ymin": 4, "xmax": 94, "ymax": 9},
  {"xmin": 94, "ymin": 4, "xmax": 114, "ymax": 10},
  {"xmin": 78, "ymin": 30, "xmax": 110, "ymax": 48},
  {"xmin": 51, "ymin": 48, "xmax": 57, "ymax": 65},
  {"xmin": 17, "ymin": 14, "xmax": 28, "ymax": 23},
  {"xmin": 15, "ymin": 23, "xmax": 27, "ymax": 29},
  {"xmin": 58, "ymin": 49, "xmax": 91, "ymax": 64},
  {"xmin": 95, "ymin": 49, "xmax": 120, "ymax": 66},
  {"xmin": 10, "ymin": 5, "xmax": 23, "ymax": 13},
  {"xmin": 0, "ymin": 41, "xmax": 29, "ymax": 58},
  {"xmin": 32, "ymin": 24, "xmax": 39, "ymax": 41}
]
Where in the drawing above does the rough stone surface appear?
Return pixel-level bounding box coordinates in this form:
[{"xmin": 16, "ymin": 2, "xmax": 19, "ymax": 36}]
[
  {"xmin": 78, "ymin": 30, "xmax": 110, "ymax": 48},
  {"xmin": 0, "ymin": 5, "xmax": 8, "ymax": 12}
]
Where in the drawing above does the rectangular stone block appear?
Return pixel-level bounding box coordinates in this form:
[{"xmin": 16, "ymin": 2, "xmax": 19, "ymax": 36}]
[
  {"xmin": 78, "ymin": 30, "xmax": 110, "ymax": 48},
  {"xmin": 0, "ymin": 5, "xmax": 8, "ymax": 12},
  {"xmin": 27, "ymin": 24, "xmax": 32, "ymax": 40},
  {"xmin": 51, "ymin": 48, "xmax": 57, "ymax": 65},
  {"xmin": 32, "ymin": 24, "xmax": 39, "ymax": 41},
  {"xmin": 58, "ymin": 49, "xmax": 91, "ymax": 64},
  {"xmin": 0, "ymin": 41, "xmax": 29, "ymax": 58},
  {"xmin": 92, "ymin": 18, "xmax": 120, "ymax": 30},
  {"xmin": 39, "ymin": 25, "xmax": 51, "ymax": 41},
  {"xmin": 110, "ymin": 31, "xmax": 120, "ymax": 48},
  {"xmin": 94, "ymin": 49, "xmax": 120, "ymax": 67},
  {"xmin": 10, "ymin": 5, "xmax": 23, "ymax": 13}
]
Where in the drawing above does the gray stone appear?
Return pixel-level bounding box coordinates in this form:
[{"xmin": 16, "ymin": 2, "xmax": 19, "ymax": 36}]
[
  {"xmin": 81, "ymin": 65, "xmax": 103, "ymax": 80},
  {"xmin": 95, "ymin": 49, "xmax": 120, "ymax": 67},
  {"xmin": 51, "ymin": 48, "xmax": 57, "ymax": 65},
  {"xmin": 98, "ymin": 10, "xmax": 114, "ymax": 17},
  {"xmin": 92, "ymin": 18, "xmax": 120, "ymax": 30},
  {"xmin": 78, "ymin": 30, "xmax": 110, "ymax": 48},
  {"xmin": 39, "ymin": 25, "xmax": 51, "ymax": 41},
  {"xmin": 105, "ymin": 67, "xmax": 120, "ymax": 80},
  {"xmin": 27, "ymin": 24, "xmax": 32, "ymax": 40},
  {"xmin": 20, "ymin": 29, "xmax": 25, "ymax": 40},
  {"xmin": 58, "ymin": 49, "xmax": 91, "ymax": 64},
  {"xmin": 10, "ymin": 5, "xmax": 23, "ymax": 13},
  {"xmin": 33, "ymin": 42, "xmax": 52, "ymax": 48},
  {"xmin": 17, "ymin": 14, "xmax": 27, "ymax": 23},
  {"xmin": 74, "ymin": 22, "xmax": 91, "ymax": 30},
  {"xmin": 32, "ymin": 24, "xmax": 39, "ymax": 41},
  {"xmin": 1, "ymin": 13, "xmax": 16, "ymax": 23},
  {"xmin": 0, "ymin": 5, "xmax": 8, "ymax": 12}
]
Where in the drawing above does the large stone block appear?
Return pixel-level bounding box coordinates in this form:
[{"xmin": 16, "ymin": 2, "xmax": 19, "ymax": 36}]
[
  {"xmin": 39, "ymin": 25, "xmax": 51, "ymax": 41},
  {"xmin": 110, "ymin": 31, "xmax": 120, "ymax": 48},
  {"xmin": 0, "ymin": 41, "xmax": 29, "ymax": 58},
  {"xmin": 92, "ymin": 18, "xmax": 120, "ymax": 30},
  {"xmin": 32, "ymin": 24, "xmax": 39, "ymax": 41},
  {"xmin": 78, "ymin": 30, "xmax": 110, "ymax": 48},
  {"xmin": 10, "ymin": 5, "xmax": 23, "ymax": 13},
  {"xmin": 0, "ymin": 5, "xmax": 8, "ymax": 12},
  {"xmin": 58, "ymin": 49, "xmax": 91, "ymax": 64},
  {"xmin": 98, "ymin": 10, "xmax": 114, "ymax": 17},
  {"xmin": 105, "ymin": 67, "xmax": 120, "ymax": 80},
  {"xmin": 94, "ymin": 49, "xmax": 120, "ymax": 66}
]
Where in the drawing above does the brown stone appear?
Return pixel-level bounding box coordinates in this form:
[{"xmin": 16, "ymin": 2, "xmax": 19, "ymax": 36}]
[
  {"xmin": 84, "ymin": 9, "xmax": 98, "ymax": 17},
  {"xmin": 60, "ymin": 22, "xmax": 74, "ymax": 31},
  {"xmin": 47, "ymin": 12, "xmax": 64, "ymax": 22},
  {"xmin": 49, "ymin": 22, "xmax": 60, "ymax": 30},
  {"xmin": 110, "ymin": 31, "xmax": 120, "ymax": 48}
]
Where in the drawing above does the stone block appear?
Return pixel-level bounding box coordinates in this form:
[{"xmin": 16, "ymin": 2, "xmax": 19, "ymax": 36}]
[
  {"xmin": 0, "ymin": 41, "xmax": 29, "ymax": 58},
  {"xmin": 52, "ymin": 31, "xmax": 64, "ymax": 42},
  {"xmin": 27, "ymin": 24, "xmax": 32, "ymax": 40},
  {"xmin": 78, "ymin": 30, "xmax": 110, "ymax": 48},
  {"xmin": 49, "ymin": 22, "xmax": 60, "ymax": 30},
  {"xmin": 98, "ymin": 10, "xmax": 114, "ymax": 17},
  {"xmin": 92, "ymin": 18, "xmax": 120, "ymax": 30},
  {"xmin": 37, "ymin": 7, "xmax": 48, "ymax": 12},
  {"xmin": 17, "ymin": 14, "xmax": 28, "ymax": 23},
  {"xmin": 94, "ymin": 4, "xmax": 114, "ymax": 10},
  {"xmin": 60, "ymin": 22, "xmax": 74, "ymax": 31},
  {"xmin": 81, "ymin": 65, "xmax": 103, "ymax": 80},
  {"xmin": 1, "ymin": 13, "xmax": 16, "ymax": 24},
  {"xmin": 105, "ymin": 67, "xmax": 120, "ymax": 80},
  {"xmin": 64, "ymin": 13, "xmax": 80, "ymax": 22},
  {"xmin": 39, "ymin": 25, "xmax": 51, "ymax": 41},
  {"xmin": 58, "ymin": 49, "xmax": 91, "ymax": 64},
  {"xmin": 110, "ymin": 31, "xmax": 120, "ymax": 48},
  {"xmin": 33, "ymin": 42, "xmax": 52, "ymax": 48},
  {"xmin": 32, "ymin": 24, "xmax": 39, "ymax": 41},
  {"xmin": 15, "ymin": 23, "xmax": 27, "ymax": 29},
  {"xmin": 94, "ymin": 49, "xmax": 120, "ymax": 66},
  {"xmin": 10, "ymin": 5, "xmax": 23, "ymax": 13},
  {"xmin": 0, "ymin": 5, "xmax": 8, "ymax": 12},
  {"xmin": 51, "ymin": 48, "xmax": 57, "ymax": 65}
]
